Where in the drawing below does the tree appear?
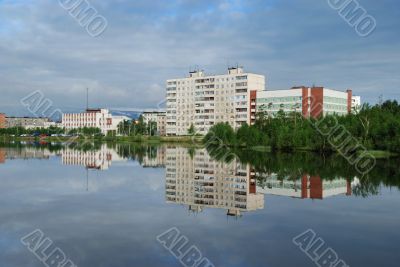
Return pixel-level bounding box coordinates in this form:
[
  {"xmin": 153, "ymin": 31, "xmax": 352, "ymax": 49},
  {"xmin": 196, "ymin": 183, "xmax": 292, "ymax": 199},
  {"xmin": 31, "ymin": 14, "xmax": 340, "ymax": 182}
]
[{"xmin": 188, "ymin": 123, "xmax": 196, "ymax": 136}]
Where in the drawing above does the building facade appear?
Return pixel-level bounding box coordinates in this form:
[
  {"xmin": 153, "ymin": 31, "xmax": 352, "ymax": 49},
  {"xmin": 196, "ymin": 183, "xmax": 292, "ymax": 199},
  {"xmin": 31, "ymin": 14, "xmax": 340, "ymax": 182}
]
[
  {"xmin": 62, "ymin": 109, "xmax": 126, "ymax": 135},
  {"xmin": 142, "ymin": 111, "xmax": 166, "ymax": 125},
  {"xmin": 156, "ymin": 114, "xmax": 167, "ymax": 136},
  {"xmin": 352, "ymin": 95, "xmax": 362, "ymax": 112},
  {"xmin": 141, "ymin": 111, "xmax": 167, "ymax": 136},
  {"xmin": 166, "ymin": 67, "xmax": 265, "ymax": 136},
  {"xmin": 255, "ymin": 86, "xmax": 356, "ymax": 119},
  {"xmin": 165, "ymin": 146, "xmax": 264, "ymax": 216},
  {"xmin": 0, "ymin": 113, "xmax": 5, "ymax": 129},
  {"xmin": 5, "ymin": 117, "xmax": 54, "ymax": 129}
]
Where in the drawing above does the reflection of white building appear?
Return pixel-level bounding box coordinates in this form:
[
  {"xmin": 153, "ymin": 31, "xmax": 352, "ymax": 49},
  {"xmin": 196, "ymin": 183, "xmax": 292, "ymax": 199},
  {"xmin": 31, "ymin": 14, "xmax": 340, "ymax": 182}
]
[
  {"xmin": 256, "ymin": 173, "xmax": 359, "ymax": 199},
  {"xmin": 165, "ymin": 147, "xmax": 264, "ymax": 216},
  {"xmin": 61, "ymin": 144, "xmax": 127, "ymax": 170}
]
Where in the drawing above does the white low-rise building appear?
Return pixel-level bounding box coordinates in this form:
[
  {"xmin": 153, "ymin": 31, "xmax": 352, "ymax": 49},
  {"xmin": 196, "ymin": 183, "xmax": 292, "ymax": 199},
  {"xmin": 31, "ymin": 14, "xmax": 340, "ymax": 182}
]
[
  {"xmin": 62, "ymin": 109, "xmax": 127, "ymax": 135},
  {"xmin": 256, "ymin": 86, "xmax": 358, "ymax": 118}
]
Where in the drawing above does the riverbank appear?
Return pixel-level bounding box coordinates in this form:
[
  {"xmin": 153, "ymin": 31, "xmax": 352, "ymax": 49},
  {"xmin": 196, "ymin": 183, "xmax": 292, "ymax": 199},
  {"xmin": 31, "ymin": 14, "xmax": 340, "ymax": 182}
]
[
  {"xmin": 0, "ymin": 135, "xmax": 397, "ymax": 158},
  {"xmin": 0, "ymin": 135, "xmax": 204, "ymax": 145}
]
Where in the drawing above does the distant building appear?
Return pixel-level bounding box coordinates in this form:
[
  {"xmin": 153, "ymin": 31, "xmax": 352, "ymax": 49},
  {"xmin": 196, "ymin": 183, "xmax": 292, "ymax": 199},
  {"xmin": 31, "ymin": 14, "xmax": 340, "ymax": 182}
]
[
  {"xmin": 255, "ymin": 86, "xmax": 357, "ymax": 119},
  {"xmin": 157, "ymin": 113, "xmax": 167, "ymax": 136},
  {"xmin": 142, "ymin": 111, "xmax": 166, "ymax": 125},
  {"xmin": 62, "ymin": 109, "xmax": 127, "ymax": 135},
  {"xmin": 5, "ymin": 117, "xmax": 54, "ymax": 129},
  {"xmin": 166, "ymin": 67, "xmax": 265, "ymax": 136},
  {"xmin": 0, "ymin": 113, "xmax": 5, "ymax": 129}
]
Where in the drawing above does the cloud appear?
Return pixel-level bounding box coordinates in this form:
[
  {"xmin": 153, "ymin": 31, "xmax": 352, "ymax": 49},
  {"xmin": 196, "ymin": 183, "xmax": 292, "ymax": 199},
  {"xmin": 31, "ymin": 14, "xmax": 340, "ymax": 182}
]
[{"xmin": 0, "ymin": 0, "xmax": 399, "ymax": 116}]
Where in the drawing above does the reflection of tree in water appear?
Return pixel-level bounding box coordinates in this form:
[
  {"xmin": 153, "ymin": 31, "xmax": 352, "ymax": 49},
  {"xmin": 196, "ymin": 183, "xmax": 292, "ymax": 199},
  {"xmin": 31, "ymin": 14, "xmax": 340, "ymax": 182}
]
[
  {"xmin": 115, "ymin": 144, "xmax": 158, "ymax": 165},
  {"xmin": 352, "ymin": 177, "xmax": 380, "ymax": 198},
  {"xmin": 206, "ymin": 145, "xmax": 400, "ymax": 198}
]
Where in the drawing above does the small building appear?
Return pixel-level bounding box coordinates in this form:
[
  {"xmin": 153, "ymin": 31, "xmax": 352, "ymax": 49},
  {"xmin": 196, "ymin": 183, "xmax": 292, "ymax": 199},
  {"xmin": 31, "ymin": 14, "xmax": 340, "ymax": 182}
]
[
  {"xmin": 255, "ymin": 86, "xmax": 357, "ymax": 119},
  {"xmin": 157, "ymin": 113, "xmax": 167, "ymax": 136},
  {"xmin": 142, "ymin": 111, "xmax": 166, "ymax": 125},
  {"xmin": 62, "ymin": 109, "xmax": 126, "ymax": 135},
  {"xmin": 5, "ymin": 117, "xmax": 54, "ymax": 129}
]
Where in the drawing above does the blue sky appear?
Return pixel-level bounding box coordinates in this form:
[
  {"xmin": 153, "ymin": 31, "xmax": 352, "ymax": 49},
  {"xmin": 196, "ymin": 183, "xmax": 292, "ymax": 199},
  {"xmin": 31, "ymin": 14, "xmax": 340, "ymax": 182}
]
[{"xmin": 0, "ymin": 0, "xmax": 399, "ymax": 116}]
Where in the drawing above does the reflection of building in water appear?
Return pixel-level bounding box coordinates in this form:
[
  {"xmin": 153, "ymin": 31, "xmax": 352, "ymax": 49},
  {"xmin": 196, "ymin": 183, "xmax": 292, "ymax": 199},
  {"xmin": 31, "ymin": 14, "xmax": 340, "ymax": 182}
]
[
  {"xmin": 0, "ymin": 148, "xmax": 5, "ymax": 163},
  {"xmin": 165, "ymin": 147, "xmax": 264, "ymax": 216},
  {"xmin": 62, "ymin": 145, "xmax": 126, "ymax": 170},
  {"xmin": 256, "ymin": 173, "xmax": 359, "ymax": 199},
  {"xmin": 142, "ymin": 146, "xmax": 166, "ymax": 168},
  {"xmin": 2, "ymin": 147, "xmax": 55, "ymax": 161}
]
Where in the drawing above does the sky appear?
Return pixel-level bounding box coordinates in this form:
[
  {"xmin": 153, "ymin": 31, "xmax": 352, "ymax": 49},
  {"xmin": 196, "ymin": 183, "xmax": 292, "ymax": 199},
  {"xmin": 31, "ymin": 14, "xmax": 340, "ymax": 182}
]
[{"xmin": 0, "ymin": 0, "xmax": 399, "ymax": 116}]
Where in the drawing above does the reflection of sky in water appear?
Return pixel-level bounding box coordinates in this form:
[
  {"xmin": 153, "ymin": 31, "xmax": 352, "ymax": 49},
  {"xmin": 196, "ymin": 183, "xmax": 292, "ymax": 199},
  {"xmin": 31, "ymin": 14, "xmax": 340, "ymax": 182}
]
[{"xmin": 0, "ymin": 147, "xmax": 399, "ymax": 267}]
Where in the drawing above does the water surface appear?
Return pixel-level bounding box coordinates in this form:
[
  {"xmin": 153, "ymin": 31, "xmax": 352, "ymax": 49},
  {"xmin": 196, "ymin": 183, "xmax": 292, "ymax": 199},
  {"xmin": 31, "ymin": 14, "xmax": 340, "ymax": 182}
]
[{"xmin": 0, "ymin": 143, "xmax": 399, "ymax": 267}]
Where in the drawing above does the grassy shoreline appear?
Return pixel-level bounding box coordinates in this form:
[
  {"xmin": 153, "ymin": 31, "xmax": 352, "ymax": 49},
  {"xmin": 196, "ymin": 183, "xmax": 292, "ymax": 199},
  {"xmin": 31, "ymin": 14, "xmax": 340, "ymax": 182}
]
[
  {"xmin": 0, "ymin": 135, "xmax": 397, "ymax": 158},
  {"xmin": 0, "ymin": 135, "xmax": 204, "ymax": 145}
]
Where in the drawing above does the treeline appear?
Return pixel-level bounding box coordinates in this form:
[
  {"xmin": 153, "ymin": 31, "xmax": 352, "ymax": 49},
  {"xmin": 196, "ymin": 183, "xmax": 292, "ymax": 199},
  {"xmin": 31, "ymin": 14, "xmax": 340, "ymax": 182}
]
[
  {"xmin": 204, "ymin": 100, "xmax": 400, "ymax": 153},
  {"xmin": 117, "ymin": 116, "xmax": 158, "ymax": 136},
  {"xmin": 0, "ymin": 126, "xmax": 102, "ymax": 136}
]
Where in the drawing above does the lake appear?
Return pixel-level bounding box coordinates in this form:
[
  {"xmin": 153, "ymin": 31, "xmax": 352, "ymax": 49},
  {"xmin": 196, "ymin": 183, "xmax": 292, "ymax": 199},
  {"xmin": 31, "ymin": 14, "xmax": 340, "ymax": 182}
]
[{"xmin": 0, "ymin": 142, "xmax": 399, "ymax": 267}]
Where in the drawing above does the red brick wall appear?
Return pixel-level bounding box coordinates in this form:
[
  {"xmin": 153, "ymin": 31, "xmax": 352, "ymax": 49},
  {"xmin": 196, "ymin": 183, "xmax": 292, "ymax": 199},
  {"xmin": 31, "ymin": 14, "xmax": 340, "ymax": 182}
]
[
  {"xmin": 302, "ymin": 87, "xmax": 309, "ymax": 117},
  {"xmin": 310, "ymin": 87, "xmax": 324, "ymax": 118},
  {"xmin": 347, "ymin": 89, "xmax": 353, "ymax": 114},
  {"xmin": 0, "ymin": 113, "xmax": 5, "ymax": 129}
]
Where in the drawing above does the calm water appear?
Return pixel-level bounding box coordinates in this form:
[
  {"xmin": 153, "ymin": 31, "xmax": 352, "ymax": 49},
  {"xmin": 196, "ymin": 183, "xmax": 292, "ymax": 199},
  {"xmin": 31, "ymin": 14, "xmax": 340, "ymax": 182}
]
[{"xmin": 0, "ymin": 142, "xmax": 399, "ymax": 267}]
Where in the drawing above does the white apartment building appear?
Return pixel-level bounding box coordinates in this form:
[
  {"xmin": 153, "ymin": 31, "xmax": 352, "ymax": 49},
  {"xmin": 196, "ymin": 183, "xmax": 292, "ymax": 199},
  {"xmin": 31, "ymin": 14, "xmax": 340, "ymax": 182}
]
[
  {"xmin": 62, "ymin": 109, "xmax": 127, "ymax": 135},
  {"xmin": 165, "ymin": 147, "xmax": 264, "ymax": 216},
  {"xmin": 352, "ymin": 95, "xmax": 362, "ymax": 112},
  {"xmin": 256, "ymin": 87, "xmax": 357, "ymax": 118},
  {"xmin": 142, "ymin": 111, "xmax": 166, "ymax": 124},
  {"xmin": 166, "ymin": 67, "xmax": 265, "ymax": 136}
]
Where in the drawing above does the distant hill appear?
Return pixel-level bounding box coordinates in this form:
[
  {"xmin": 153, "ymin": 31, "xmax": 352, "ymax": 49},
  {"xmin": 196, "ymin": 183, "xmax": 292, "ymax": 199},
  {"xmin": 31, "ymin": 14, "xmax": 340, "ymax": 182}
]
[{"xmin": 110, "ymin": 110, "xmax": 142, "ymax": 120}]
